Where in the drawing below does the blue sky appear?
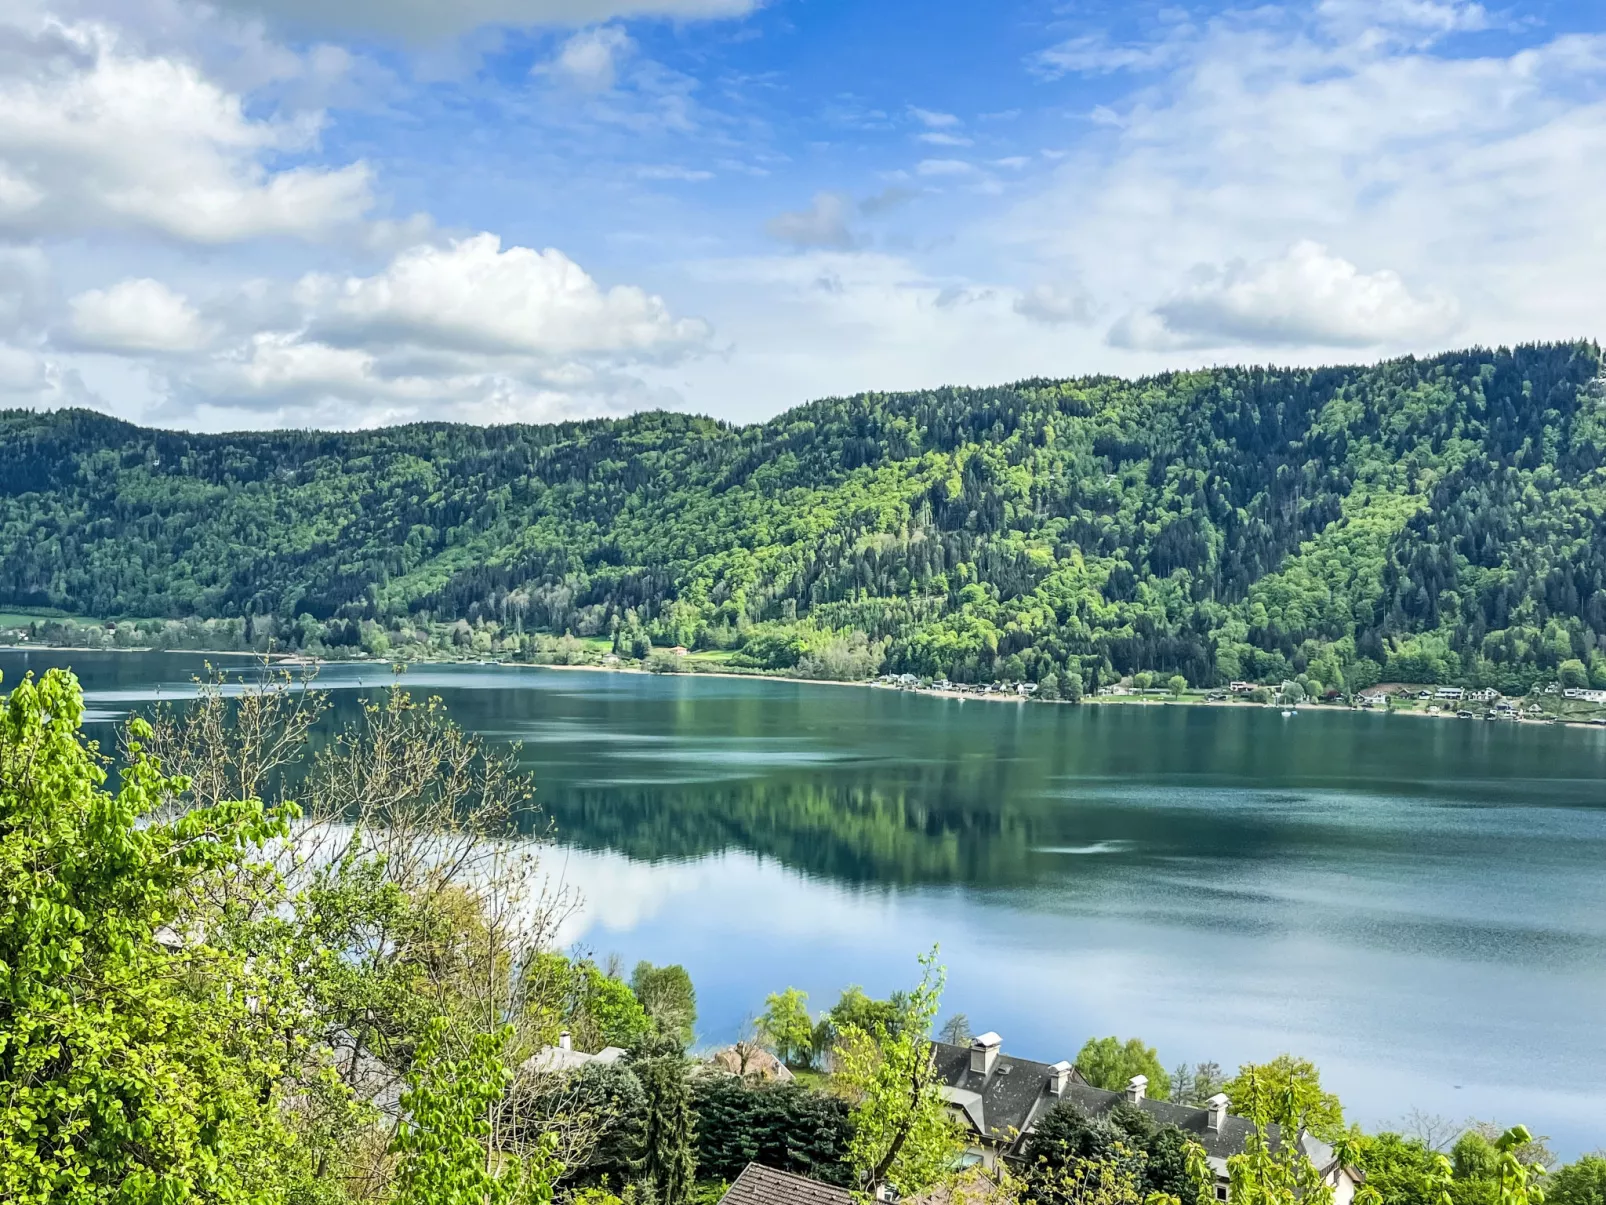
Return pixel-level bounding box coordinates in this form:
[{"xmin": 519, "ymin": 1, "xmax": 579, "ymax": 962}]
[{"xmin": 1, "ymin": 0, "xmax": 1603, "ymax": 429}]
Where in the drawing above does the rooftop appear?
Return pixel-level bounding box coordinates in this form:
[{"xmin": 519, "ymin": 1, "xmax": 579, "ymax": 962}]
[
  {"xmin": 718, "ymin": 1163, "xmax": 854, "ymax": 1205},
  {"xmin": 930, "ymin": 1037, "xmax": 1339, "ymax": 1174}
]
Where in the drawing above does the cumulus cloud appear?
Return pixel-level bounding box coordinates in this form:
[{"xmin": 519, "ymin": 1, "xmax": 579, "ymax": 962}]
[
  {"xmin": 765, "ymin": 193, "xmax": 857, "ymax": 251},
  {"xmin": 0, "ymin": 14, "xmax": 372, "ymax": 244},
  {"xmin": 51, "ymin": 234, "xmax": 710, "ymax": 427},
  {"xmin": 204, "ymin": 0, "xmax": 759, "ymax": 45},
  {"xmin": 300, "ymin": 233, "xmax": 709, "ymax": 357},
  {"xmin": 69, "ymin": 279, "xmax": 214, "ymax": 353},
  {"xmin": 541, "ymin": 25, "xmax": 633, "ymax": 91},
  {"xmin": 1109, "ymin": 242, "xmax": 1459, "ymax": 349}
]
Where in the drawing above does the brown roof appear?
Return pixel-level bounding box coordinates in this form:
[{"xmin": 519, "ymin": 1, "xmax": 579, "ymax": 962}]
[{"xmin": 719, "ymin": 1163, "xmax": 854, "ymax": 1205}]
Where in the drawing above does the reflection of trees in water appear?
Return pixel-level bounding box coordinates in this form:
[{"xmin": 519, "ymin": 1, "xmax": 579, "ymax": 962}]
[
  {"xmin": 541, "ymin": 768, "xmax": 1341, "ymax": 889},
  {"xmin": 48, "ymin": 653, "xmax": 1599, "ymax": 890}
]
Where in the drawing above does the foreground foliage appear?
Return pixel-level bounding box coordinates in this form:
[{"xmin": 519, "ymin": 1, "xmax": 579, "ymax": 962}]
[{"xmin": 0, "ymin": 669, "xmax": 295, "ymax": 1204}]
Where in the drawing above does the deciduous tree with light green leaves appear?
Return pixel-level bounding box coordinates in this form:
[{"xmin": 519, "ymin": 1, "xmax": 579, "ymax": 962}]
[
  {"xmin": 0, "ymin": 668, "xmax": 296, "ymax": 1205},
  {"xmin": 1225, "ymin": 1063, "xmax": 1336, "ymax": 1205},
  {"xmin": 835, "ymin": 947, "xmax": 964, "ymax": 1201},
  {"xmin": 1076, "ymin": 1037, "xmax": 1173, "ymax": 1101},
  {"xmin": 392, "ymin": 1019, "xmax": 563, "ymax": 1205},
  {"xmin": 760, "ymin": 987, "xmax": 817, "ymax": 1069},
  {"xmin": 1225, "ymin": 1056, "xmax": 1344, "ymax": 1143}
]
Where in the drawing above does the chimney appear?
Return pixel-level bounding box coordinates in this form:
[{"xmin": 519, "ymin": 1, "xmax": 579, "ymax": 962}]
[
  {"xmin": 1050, "ymin": 1060, "xmax": 1074, "ymax": 1096},
  {"xmin": 874, "ymin": 1185, "xmax": 901, "ymax": 1203},
  {"xmin": 559, "ymin": 1030, "xmax": 572, "ymax": 1052},
  {"xmin": 1206, "ymin": 1093, "xmax": 1230, "ymax": 1133},
  {"xmin": 970, "ymin": 1032, "xmax": 1002, "ymax": 1077},
  {"xmin": 1126, "ymin": 1074, "xmax": 1148, "ymax": 1103}
]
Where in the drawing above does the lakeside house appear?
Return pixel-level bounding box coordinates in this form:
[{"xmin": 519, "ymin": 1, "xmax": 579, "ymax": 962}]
[
  {"xmin": 522, "ymin": 1031, "xmax": 627, "ymax": 1074},
  {"xmin": 931, "ymin": 1033, "xmax": 1360, "ymax": 1205}
]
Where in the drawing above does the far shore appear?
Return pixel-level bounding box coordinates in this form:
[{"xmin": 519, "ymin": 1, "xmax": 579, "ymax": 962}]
[{"xmin": 5, "ymin": 642, "xmax": 1605, "ymax": 732}]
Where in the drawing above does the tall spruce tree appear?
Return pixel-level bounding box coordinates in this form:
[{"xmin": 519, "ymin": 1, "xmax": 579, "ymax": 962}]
[{"xmin": 637, "ymin": 1050, "xmax": 696, "ymax": 1205}]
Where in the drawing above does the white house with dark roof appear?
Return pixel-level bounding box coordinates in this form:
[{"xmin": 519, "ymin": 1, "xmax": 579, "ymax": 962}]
[{"xmin": 930, "ymin": 1034, "xmax": 1360, "ymax": 1205}]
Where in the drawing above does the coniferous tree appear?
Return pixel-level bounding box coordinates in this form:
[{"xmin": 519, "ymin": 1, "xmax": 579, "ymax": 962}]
[{"xmin": 636, "ymin": 1048, "xmax": 696, "ymax": 1205}]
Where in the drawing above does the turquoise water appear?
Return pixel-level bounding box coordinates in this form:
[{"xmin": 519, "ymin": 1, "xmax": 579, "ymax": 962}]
[{"xmin": 6, "ymin": 649, "xmax": 1606, "ymax": 1152}]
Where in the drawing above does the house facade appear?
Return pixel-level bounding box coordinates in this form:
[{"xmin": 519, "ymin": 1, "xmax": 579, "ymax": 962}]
[{"xmin": 931, "ymin": 1034, "xmax": 1360, "ymax": 1205}]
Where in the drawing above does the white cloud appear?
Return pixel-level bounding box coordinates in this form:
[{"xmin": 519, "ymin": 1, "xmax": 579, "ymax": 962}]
[
  {"xmin": 636, "ymin": 164, "xmax": 714, "ymax": 181},
  {"xmin": 52, "ymin": 234, "xmax": 710, "ymax": 427},
  {"xmin": 1316, "ymin": 0, "xmax": 1492, "ymax": 43},
  {"xmin": 1110, "ymin": 241, "xmax": 1460, "ymax": 350},
  {"xmin": 1009, "ymin": 11, "xmax": 1606, "ymax": 363},
  {"xmin": 908, "ymin": 106, "xmax": 960, "ymax": 128},
  {"xmin": 916, "ymin": 158, "xmax": 974, "ymax": 177},
  {"xmin": 916, "ymin": 131, "xmax": 972, "ymax": 147},
  {"xmin": 1032, "ymin": 31, "xmax": 1187, "ymax": 77},
  {"xmin": 542, "ymin": 25, "xmax": 633, "ymax": 91},
  {"xmin": 69, "ymin": 279, "xmax": 214, "ymax": 353},
  {"xmin": 1107, "ymin": 244, "xmax": 1459, "ymax": 350},
  {"xmin": 1015, "ymin": 282, "xmax": 1095, "ymax": 327},
  {"xmin": 0, "ymin": 15, "xmax": 372, "ymax": 244},
  {"xmin": 765, "ymin": 192, "xmax": 857, "ymax": 251},
  {"xmin": 205, "ymin": 0, "xmax": 760, "ymax": 45},
  {"xmin": 301, "ymin": 233, "xmax": 708, "ymax": 357}
]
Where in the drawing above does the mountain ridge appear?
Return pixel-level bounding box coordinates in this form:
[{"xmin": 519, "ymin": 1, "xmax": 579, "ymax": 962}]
[{"xmin": 3, "ymin": 341, "xmax": 1604, "ymax": 693}]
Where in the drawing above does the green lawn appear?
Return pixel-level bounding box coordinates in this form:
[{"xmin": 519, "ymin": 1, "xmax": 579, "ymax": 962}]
[{"xmin": 0, "ymin": 608, "xmax": 101, "ymax": 628}]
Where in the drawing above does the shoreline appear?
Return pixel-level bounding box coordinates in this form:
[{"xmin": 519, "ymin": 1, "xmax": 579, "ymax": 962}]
[{"xmin": 5, "ymin": 643, "xmax": 1605, "ymax": 731}]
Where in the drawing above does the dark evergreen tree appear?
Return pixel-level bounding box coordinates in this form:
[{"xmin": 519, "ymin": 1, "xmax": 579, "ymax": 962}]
[
  {"xmin": 636, "ymin": 1052, "xmax": 696, "ymax": 1205},
  {"xmin": 690, "ymin": 1078, "xmax": 854, "ymax": 1187}
]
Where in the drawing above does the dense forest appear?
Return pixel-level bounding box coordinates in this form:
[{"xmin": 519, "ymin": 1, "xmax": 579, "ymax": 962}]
[{"xmin": 4, "ymin": 342, "xmax": 1605, "ymax": 692}]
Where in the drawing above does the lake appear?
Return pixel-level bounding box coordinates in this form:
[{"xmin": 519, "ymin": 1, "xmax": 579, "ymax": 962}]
[{"xmin": 6, "ymin": 649, "xmax": 1606, "ymax": 1153}]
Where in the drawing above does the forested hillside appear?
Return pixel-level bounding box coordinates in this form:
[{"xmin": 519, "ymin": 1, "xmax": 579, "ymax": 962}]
[{"xmin": 3, "ymin": 341, "xmax": 1605, "ymax": 692}]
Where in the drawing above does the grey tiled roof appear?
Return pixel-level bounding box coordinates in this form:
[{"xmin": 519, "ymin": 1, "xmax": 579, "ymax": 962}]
[
  {"xmin": 930, "ymin": 1042, "xmax": 1073, "ymax": 1144},
  {"xmin": 719, "ymin": 1163, "xmax": 854, "ymax": 1205},
  {"xmin": 930, "ymin": 1042, "xmax": 1337, "ymax": 1173}
]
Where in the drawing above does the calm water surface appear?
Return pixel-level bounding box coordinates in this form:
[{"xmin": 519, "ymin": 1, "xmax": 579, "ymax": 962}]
[{"xmin": 6, "ymin": 650, "xmax": 1606, "ymax": 1152}]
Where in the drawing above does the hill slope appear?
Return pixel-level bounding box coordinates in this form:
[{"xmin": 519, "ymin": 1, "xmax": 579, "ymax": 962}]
[{"xmin": 3, "ymin": 342, "xmax": 1605, "ymax": 692}]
